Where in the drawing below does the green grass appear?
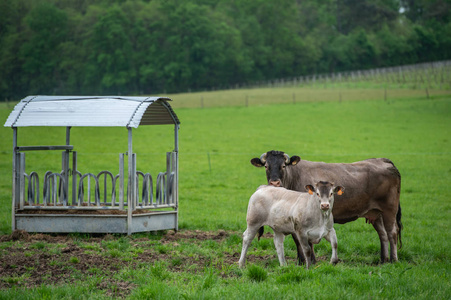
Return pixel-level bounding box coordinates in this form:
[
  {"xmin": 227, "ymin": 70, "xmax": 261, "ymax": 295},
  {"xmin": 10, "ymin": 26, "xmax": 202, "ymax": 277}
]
[{"xmin": 0, "ymin": 85, "xmax": 450, "ymax": 298}]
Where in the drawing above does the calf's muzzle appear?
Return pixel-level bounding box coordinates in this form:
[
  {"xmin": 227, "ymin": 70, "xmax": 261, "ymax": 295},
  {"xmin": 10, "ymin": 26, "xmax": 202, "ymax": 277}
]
[{"xmin": 320, "ymin": 203, "xmax": 330, "ymax": 211}]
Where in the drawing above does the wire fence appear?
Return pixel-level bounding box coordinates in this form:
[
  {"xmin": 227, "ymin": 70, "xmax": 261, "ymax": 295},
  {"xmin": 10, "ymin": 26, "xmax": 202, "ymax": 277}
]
[
  {"xmin": 214, "ymin": 60, "xmax": 451, "ymax": 91},
  {"xmin": 168, "ymin": 60, "xmax": 451, "ymax": 109}
]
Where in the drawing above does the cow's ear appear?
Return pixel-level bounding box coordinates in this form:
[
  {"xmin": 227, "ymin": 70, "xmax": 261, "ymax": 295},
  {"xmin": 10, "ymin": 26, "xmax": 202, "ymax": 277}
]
[
  {"xmin": 334, "ymin": 186, "xmax": 345, "ymax": 195},
  {"xmin": 305, "ymin": 185, "xmax": 314, "ymax": 195},
  {"xmin": 250, "ymin": 158, "xmax": 264, "ymax": 167},
  {"xmin": 289, "ymin": 155, "xmax": 301, "ymax": 166}
]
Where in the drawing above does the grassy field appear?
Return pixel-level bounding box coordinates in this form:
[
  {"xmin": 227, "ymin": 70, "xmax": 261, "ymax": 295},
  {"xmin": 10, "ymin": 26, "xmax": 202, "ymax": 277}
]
[{"xmin": 0, "ymin": 86, "xmax": 450, "ymax": 299}]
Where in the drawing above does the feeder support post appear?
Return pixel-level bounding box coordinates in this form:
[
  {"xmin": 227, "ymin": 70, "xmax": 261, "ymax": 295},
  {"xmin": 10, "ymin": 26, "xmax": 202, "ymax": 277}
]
[
  {"xmin": 174, "ymin": 124, "xmax": 179, "ymax": 152},
  {"xmin": 127, "ymin": 127, "xmax": 134, "ymax": 235},
  {"xmin": 12, "ymin": 127, "xmax": 18, "ymax": 231}
]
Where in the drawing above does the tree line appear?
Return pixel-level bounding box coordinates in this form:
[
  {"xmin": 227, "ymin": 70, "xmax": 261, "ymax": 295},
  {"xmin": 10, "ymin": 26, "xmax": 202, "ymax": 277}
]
[{"xmin": 1, "ymin": 0, "xmax": 450, "ymax": 100}]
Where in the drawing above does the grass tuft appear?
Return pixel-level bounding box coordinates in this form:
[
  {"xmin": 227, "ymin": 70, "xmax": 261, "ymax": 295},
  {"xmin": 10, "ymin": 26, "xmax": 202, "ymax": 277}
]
[
  {"xmin": 69, "ymin": 256, "xmax": 79, "ymax": 264},
  {"xmin": 246, "ymin": 264, "xmax": 268, "ymax": 282}
]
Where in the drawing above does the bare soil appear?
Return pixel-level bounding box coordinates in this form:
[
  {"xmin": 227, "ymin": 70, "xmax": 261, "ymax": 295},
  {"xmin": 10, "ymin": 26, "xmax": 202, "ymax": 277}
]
[{"xmin": 0, "ymin": 230, "xmax": 275, "ymax": 297}]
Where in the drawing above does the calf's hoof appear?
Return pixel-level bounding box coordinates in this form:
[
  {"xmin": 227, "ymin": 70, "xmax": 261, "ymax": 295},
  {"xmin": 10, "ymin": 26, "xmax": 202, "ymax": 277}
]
[{"xmin": 330, "ymin": 258, "xmax": 339, "ymax": 265}]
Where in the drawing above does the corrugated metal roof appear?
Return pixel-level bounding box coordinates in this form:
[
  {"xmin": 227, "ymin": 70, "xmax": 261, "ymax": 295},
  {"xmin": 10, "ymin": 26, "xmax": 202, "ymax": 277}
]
[{"xmin": 4, "ymin": 96, "xmax": 180, "ymax": 128}]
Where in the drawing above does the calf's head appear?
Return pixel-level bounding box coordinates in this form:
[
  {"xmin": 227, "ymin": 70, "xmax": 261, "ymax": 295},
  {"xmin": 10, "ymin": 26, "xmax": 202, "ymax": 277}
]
[
  {"xmin": 305, "ymin": 181, "xmax": 344, "ymax": 212},
  {"xmin": 250, "ymin": 150, "xmax": 300, "ymax": 187}
]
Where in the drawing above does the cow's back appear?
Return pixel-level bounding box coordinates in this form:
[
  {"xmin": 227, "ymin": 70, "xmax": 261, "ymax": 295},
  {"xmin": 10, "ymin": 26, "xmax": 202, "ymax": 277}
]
[{"xmin": 285, "ymin": 158, "xmax": 401, "ymax": 224}]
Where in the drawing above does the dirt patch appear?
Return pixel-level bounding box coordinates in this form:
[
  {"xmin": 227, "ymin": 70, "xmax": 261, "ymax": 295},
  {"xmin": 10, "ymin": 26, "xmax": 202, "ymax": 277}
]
[
  {"xmin": 160, "ymin": 229, "xmax": 229, "ymax": 242},
  {"xmin": 0, "ymin": 229, "xmax": 256, "ymax": 297}
]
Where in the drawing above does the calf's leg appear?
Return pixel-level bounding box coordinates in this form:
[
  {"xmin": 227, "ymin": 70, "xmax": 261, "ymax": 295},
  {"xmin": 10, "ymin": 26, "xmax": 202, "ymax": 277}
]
[
  {"xmin": 324, "ymin": 228, "xmax": 338, "ymax": 264},
  {"xmin": 239, "ymin": 227, "xmax": 259, "ymax": 268},
  {"xmin": 273, "ymin": 231, "xmax": 287, "ymax": 266}
]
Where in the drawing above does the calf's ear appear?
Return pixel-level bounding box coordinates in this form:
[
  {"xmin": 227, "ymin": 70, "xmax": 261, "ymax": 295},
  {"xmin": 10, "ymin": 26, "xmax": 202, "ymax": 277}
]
[
  {"xmin": 289, "ymin": 155, "xmax": 301, "ymax": 166},
  {"xmin": 305, "ymin": 185, "xmax": 314, "ymax": 195},
  {"xmin": 334, "ymin": 186, "xmax": 345, "ymax": 195},
  {"xmin": 250, "ymin": 158, "xmax": 264, "ymax": 167}
]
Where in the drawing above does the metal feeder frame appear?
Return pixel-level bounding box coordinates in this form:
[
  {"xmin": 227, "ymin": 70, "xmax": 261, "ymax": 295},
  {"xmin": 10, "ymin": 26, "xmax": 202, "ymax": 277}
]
[{"xmin": 4, "ymin": 96, "xmax": 180, "ymax": 235}]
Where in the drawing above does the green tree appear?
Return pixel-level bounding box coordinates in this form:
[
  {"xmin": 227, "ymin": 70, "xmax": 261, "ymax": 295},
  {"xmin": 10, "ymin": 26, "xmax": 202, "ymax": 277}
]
[
  {"xmin": 401, "ymin": 0, "xmax": 451, "ymax": 24},
  {"xmin": 84, "ymin": 4, "xmax": 135, "ymax": 94},
  {"xmin": 19, "ymin": 2, "xmax": 68, "ymax": 94},
  {"xmin": 337, "ymin": 0, "xmax": 399, "ymax": 34},
  {"xmin": 151, "ymin": 0, "xmax": 245, "ymax": 92},
  {"xmin": 0, "ymin": 0, "xmax": 30, "ymax": 99},
  {"xmin": 0, "ymin": 0, "xmax": 450, "ymax": 100}
]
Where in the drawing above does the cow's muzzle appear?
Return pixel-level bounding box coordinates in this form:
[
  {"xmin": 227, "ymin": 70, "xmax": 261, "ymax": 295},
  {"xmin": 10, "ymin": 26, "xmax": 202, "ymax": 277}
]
[{"xmin": 269, "ymin": 180, "xmax": 281, "ymax": 187}]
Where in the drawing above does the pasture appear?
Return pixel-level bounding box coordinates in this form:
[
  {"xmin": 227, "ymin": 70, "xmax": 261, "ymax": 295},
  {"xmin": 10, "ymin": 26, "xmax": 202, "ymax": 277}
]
[{"xmin": 0, "ymin": 86, "xmax": 450, "ymax": 299}]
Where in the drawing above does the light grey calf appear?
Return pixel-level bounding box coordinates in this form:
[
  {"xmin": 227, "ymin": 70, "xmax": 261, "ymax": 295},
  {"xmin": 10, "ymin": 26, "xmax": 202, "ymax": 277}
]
[{"xmin": 239, "ymin": 182, "xmax": 344, "ymax": 269}]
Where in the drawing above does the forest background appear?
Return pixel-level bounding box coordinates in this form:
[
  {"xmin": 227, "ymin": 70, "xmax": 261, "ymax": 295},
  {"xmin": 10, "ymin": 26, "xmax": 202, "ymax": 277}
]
[{"xmin": 1, "ymin": 0, "xmax": 450, "ymax": 101}]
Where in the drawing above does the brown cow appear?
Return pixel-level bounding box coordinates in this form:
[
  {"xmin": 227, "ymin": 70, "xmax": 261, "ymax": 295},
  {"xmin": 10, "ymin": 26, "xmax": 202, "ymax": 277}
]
[{"xmin": 251, "ymin": 150, "xmax": 402, "ymax": 263}]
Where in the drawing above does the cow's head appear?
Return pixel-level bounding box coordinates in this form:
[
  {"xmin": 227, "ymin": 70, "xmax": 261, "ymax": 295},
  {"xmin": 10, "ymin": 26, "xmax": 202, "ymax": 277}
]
[
  {"xmin": 250, "ymin": 150, "xmax": 301, "ymax": 187},
  {"xmin": 305, "ymin": 181, "xmax": 344, "ymax": 212}
]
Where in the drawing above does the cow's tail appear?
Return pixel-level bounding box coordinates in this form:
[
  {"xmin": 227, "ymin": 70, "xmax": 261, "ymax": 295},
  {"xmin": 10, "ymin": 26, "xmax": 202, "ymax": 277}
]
[
  {"xmin": 397, "ymin": 203, "xmax": 403, "ymax": 249},
  {"xmin": 384, "ymin": 158, "xmax": 403, "ymax": 249},
  {"xmin": 388, "ymin": 158, "xmax": 403, "ymax": 250},
  {"xmin": 257, "ymin": 226, "xmax": 264, "ymax": 241}
]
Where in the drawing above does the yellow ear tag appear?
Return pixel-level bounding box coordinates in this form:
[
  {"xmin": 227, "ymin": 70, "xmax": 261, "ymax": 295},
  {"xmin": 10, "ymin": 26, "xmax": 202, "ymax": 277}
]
[
  {"xmin": 337, "ymin": 190, "xmax": 343, "ymax": 196},
  {"xmin": 308, "ymin": 189, "xmax": 313, "ymax": 195},
  {"xmin": 292, "ymin": 161, "xmax": 297, "ymax": 166}
]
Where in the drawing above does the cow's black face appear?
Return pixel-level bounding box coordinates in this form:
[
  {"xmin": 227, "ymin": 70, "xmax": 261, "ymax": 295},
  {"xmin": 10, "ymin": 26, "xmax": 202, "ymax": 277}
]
[{"xmin": 250, "ymin": 150, "xmax": 300, "ymax": 187}]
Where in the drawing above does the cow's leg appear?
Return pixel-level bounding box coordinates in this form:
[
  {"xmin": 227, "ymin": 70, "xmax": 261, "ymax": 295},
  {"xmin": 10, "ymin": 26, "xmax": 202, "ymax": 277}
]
[
  {"xmin": 309, "ymin": 242, "xmax": 317, "ymax": 264},
  {"xmin": 299, "ymin": 235, "xmax": 312, "ymax": 269},
  {"xmin": 372, "ymin": 217, "xmax": 390, "ymax": 263},
  {"xmin": 382, "ymin": 214, "xmax": 399, "ymax": 262},
  {"xmin": 291, "ymin": 235, "xmax": 315, "ymax": 265},
  {"xmin": 239, "ymin": 227, "xmax": 258, "ymax": 268},
  {"xmin": 273, "ymin": 231, "xmax": 287, "ymax": 266},
  {"xmin": 291, "ymin": 234, "xmax": 306, "ymax": 265},
  {"xmin": 324, "ymin": 228, "xmax": 338, "ymax": 264}
]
